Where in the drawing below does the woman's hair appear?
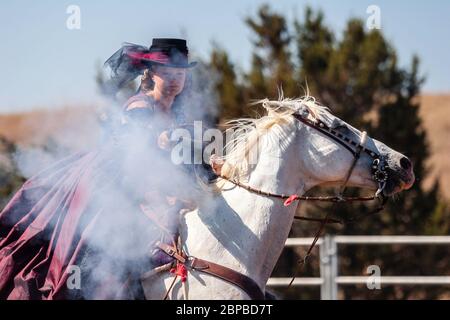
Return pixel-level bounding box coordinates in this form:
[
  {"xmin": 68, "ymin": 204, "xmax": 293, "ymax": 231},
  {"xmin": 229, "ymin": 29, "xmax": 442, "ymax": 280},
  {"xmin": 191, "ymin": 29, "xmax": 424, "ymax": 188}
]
[{"xmin": 139, "ymin": 68, "xmax": 155, "ymax": 92}]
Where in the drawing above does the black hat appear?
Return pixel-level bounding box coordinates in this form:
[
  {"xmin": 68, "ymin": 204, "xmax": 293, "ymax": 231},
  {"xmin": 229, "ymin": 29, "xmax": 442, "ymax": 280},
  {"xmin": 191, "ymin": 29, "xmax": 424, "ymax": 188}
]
[
  {"xmin": 125, "ymin": 38, "xmax": 197, "ymax": 68},
  {"xmin": 103, "ymin": 39, "xmax": 196, "ymax": 94}
]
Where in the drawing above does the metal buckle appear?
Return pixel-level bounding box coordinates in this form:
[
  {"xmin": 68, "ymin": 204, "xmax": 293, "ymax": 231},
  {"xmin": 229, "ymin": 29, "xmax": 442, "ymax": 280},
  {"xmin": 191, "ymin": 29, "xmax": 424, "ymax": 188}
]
[
  {"xmin": 373, "ymin": 170, "xmax": 388, "ymax": 182},
  {"xmin": 166, "ymin": 248, "xmax": 176, "ymax": 257},
  {"xmin": 186, "ymin": 256, "xmax": 196, "ymax": 269},
  {"xmin": 372, "ymin": 158, "xmax": 388, "ymax": 181}
]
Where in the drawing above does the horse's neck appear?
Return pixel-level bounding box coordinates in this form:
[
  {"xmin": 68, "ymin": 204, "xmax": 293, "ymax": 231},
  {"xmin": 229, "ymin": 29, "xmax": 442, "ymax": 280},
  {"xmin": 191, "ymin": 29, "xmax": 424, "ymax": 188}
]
[{"xmin": 182, "ymin": 125, "xmax": 306, "ymax": 289}]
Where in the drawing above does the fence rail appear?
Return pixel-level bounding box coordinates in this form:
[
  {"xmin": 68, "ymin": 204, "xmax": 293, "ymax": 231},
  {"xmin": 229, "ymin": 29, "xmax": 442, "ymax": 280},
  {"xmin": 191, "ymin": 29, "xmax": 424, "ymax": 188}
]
[{"xmin": 267, "ymin": 235, "xmax": 450, "ymax": 299}]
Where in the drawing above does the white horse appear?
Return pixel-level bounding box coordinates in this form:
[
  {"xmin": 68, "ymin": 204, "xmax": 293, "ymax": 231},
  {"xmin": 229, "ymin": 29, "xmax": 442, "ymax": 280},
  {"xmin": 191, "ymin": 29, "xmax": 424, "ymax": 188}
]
[{"xmin": 141, "ymin": 96, "xmax": 415, "ymax": 299}]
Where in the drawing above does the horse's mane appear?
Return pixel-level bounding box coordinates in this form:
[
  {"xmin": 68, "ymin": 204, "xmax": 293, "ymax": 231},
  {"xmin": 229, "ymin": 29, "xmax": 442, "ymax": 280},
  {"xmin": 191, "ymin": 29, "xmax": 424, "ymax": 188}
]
[{"xmin": 218, "ymin": 95, "xmax": 330, "ymax": 183}]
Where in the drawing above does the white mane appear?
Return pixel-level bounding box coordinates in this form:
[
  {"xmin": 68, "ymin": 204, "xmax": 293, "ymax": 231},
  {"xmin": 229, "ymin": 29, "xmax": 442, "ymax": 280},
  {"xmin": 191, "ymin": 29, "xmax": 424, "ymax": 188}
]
[{"xmin": 219, "ymin": 95, "xmax": 330, "ymax": 181}]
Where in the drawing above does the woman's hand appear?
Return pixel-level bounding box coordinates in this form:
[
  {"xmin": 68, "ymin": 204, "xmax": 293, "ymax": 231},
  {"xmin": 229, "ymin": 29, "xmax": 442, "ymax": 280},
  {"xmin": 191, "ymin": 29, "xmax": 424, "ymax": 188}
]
[
  {"xmin": 157, "ymin": 130, "xmax": 171, "ymax": 150},
  {"xmin": 209, "ymin": 154, "xmax": 224, "ymax": 175}
]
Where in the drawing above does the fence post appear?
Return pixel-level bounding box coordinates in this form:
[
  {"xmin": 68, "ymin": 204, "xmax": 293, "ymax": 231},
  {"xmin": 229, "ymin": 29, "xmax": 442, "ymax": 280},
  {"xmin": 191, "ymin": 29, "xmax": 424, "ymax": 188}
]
[{"xmin": 320, "ymin": 235, "xmax": 338, "ymax": 300}]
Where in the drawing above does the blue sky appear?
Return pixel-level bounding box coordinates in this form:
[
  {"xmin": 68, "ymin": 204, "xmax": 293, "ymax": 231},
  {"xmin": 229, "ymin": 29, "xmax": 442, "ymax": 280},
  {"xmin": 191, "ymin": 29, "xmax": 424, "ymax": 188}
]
[{"xmin": 1, "ymin": 0, "xmax": 449, "ymax": 113}]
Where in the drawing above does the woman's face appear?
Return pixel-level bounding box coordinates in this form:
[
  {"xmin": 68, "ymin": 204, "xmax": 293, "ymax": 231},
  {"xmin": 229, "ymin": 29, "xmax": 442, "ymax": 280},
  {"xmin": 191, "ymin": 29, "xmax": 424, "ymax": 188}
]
[{"xmin": 151, "ymin": 65, "xmax": 187, "ymax": 97}]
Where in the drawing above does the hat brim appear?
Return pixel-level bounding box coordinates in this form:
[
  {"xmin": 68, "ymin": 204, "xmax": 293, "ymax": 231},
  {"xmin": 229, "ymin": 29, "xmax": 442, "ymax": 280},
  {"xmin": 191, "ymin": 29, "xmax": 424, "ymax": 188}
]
[{"xmin": 143, "ymin": 60, "xmax": 197, "ymax": 68}]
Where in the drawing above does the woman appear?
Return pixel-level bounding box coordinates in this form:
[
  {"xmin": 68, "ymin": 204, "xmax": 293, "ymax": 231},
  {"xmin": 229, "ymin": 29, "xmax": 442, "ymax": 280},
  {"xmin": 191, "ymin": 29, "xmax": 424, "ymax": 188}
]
[{"xmin": 0, "ymin": 38, "xmax": 210, "ymax": 299}]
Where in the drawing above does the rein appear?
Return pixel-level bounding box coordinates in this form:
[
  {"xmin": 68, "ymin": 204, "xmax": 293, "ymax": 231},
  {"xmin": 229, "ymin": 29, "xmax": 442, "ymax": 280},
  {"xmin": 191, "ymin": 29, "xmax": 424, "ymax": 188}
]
[{"xmin": 217, "ymin": 174, "xmax": 386, "ymax": 224}]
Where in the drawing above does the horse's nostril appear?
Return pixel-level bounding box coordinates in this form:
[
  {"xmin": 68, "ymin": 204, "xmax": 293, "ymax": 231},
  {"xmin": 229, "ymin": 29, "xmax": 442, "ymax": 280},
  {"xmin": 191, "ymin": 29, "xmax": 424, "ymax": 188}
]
[{"xmin": 400, "ymin": 157, "xmax": 412, "ymax": 170}]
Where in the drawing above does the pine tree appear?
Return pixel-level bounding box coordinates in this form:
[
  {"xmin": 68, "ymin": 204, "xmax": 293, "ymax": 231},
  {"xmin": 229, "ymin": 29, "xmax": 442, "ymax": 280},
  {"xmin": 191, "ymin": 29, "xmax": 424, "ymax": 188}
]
[
  {"xmin": 209, "ymin": 46, "xmax": 243, "ymax": 121},
  {"xmin": 245, "ymin": 5, "xmax": 297, "ymax": 99}
]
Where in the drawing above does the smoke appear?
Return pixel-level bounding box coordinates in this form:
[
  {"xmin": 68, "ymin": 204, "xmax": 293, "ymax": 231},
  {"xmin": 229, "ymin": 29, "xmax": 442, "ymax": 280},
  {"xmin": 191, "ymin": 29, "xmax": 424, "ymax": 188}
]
[
  {"xmin": 9, "ymin": 105, "xmax": 101, "ymax": 179},
  {"xmin": 183, "ymin": 61, "xmax": 220, "ymax": 125},
  {"xmin": 1, "ymin": 60, "xmax": 222, "ymax": 299}
]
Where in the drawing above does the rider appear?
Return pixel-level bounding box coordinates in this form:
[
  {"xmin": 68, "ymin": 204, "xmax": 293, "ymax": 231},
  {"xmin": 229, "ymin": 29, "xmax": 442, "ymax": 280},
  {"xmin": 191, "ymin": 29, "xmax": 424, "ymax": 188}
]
[
  {"xmin": 0, "ymin": 38, "xmax": 216, "ymax": 299},
  {"xmin": 105, "ymin": 38, "xmax": 219, "ymax": 267}
]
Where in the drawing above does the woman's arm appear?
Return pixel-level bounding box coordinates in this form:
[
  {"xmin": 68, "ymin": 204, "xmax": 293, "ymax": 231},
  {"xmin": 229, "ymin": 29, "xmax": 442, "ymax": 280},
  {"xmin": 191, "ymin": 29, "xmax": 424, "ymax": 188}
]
[{"xmin": 121, "ymin": 102, "xmax": 176, "ymax": 153}]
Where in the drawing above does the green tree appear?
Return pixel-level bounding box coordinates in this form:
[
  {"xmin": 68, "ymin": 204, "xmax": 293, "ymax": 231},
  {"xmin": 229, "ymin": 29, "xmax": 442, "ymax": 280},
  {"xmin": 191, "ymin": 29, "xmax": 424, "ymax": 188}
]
[
  {"xmin": 294, "ymin": 7, "xmax": 334, "ymax": 101},
  {"xmin": 245, "ymin": 4, "xmax": 297, "ymax": 99},
  {"xmin": 0, "ymin": 137, "xmax": 26, "ymax": 209},
  {"xmin": 209, "ymin": 46, "xmax": 243, "ymax": 121}
]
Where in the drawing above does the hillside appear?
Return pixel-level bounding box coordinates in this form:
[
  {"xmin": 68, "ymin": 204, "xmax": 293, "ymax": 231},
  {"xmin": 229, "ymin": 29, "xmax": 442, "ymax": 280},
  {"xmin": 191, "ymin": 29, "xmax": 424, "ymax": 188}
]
[
  {"xmin": 0, "ymin": 105, "xmax": 101, "ymax": 150},
  {"xmin": 419, "ymin": 94, "xmax": 450, "ymax": 198}
]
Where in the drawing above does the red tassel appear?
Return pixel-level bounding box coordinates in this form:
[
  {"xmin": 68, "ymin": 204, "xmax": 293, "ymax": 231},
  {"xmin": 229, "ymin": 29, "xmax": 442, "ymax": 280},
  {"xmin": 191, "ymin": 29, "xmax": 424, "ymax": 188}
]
[
  {"xmin": 170, "ymin": 262, "xmax": 188, "ymax": 282},
  {"xmin": 284, "ymin": 194, "xmax": 299, "ymax": 206}
]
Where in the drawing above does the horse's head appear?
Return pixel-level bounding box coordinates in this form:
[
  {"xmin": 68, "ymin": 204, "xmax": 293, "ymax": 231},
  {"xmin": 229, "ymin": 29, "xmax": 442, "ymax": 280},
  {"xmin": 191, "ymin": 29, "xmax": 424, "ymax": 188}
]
[
  {"xmin": 284, "ymin": 98, "xmax": 415, "ymax": 197},
  {"xmin": 220, "ymin": 97, "xmax": 414, "ymax": 198}
]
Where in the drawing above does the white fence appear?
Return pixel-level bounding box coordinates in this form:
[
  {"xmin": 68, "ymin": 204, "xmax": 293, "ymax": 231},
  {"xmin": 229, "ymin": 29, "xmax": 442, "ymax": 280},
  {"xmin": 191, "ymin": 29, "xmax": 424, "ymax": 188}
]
[{"xmin": 267, "ymin": 235, "xmax": 450, "ymax": 299}]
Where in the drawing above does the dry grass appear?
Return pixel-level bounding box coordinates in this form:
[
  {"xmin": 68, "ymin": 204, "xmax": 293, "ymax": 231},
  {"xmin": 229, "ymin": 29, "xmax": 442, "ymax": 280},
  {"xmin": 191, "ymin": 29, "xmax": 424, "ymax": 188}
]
[
  {"xmin": 0, "ymin": 105, "xmax": 101, "ymax": 150},
  {"xmin": 419, "ymin": 94, "xmax": 450, "ymax": 199}
]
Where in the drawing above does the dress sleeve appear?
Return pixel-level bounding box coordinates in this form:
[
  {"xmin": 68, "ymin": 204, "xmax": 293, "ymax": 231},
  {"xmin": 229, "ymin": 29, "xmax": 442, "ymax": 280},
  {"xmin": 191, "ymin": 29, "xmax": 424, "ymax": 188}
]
[
  {"xmin": 122, "ymin": 107, "xmax": 155, "ymax": 128},
  {"xmin": 107, "ymin": 93, "xmax": 158, "ymax": 152}
]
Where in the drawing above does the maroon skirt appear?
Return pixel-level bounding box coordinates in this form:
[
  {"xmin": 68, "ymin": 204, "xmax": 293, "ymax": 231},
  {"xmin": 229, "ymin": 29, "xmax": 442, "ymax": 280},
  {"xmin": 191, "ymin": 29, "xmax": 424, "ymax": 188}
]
[{"xmin": 0, "ymin": 146, "xmax": 159, "ymax": 300}]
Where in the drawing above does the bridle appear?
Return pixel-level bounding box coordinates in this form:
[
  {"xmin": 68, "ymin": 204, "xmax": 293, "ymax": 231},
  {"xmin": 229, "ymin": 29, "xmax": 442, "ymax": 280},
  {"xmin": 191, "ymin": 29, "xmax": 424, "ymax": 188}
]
[
  {"xmin": 217, "ymin": 101, "xmax": 391, "ymax": 289},
  {"xmin": 218, "ymin": 102, "xmax": 389, "ymax": 213}
]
